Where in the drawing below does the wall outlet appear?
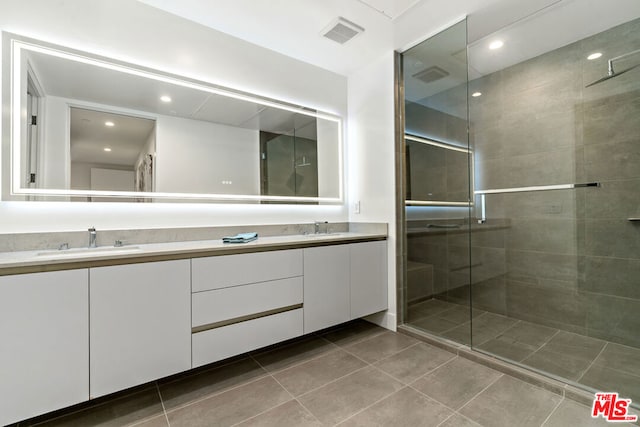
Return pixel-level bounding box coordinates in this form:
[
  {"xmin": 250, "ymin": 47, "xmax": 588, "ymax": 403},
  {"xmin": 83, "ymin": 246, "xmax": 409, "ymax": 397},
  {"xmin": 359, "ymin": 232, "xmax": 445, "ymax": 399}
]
[{"xmin": 354, "ymin": 200, "xmax": 361, "ymax": 214}]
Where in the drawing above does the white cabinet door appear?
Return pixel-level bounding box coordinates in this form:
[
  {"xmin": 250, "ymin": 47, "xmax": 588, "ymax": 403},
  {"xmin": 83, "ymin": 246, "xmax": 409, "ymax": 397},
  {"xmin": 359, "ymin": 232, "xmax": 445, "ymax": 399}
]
[
  {"xmin": 90, "ymin": 260, "xmax": 191, "ymax": 398},
  {"xmin": 350, "ymin": 241, "xmax": 388, "ymax": 319},
  {"xmin": 303, "ymin": 245, "xmax": 350, "ymax": 333},
  {"xmin": 0, "ymin": 270, "xmax": 89, "ymax": 426}
]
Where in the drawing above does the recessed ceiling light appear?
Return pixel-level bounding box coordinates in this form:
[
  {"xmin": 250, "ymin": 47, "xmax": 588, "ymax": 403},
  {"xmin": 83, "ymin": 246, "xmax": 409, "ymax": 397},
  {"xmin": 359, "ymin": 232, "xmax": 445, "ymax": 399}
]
[
  {"xmin": 472, "ymin": 92, "xmax": 482, "ymax": 97},
  {"xmin": 489, "ymin": 40, "xmax": 504, "ymax": 50},
  {"xmin": 160, "ymin": 95, "xmax": 172, "ymax": 103},
  {"xmin": 587, "ymin": 52, "xmax": 602, "ymax": 60},
  {"xmin": 105, "ymin": 121, "xmax": 115, "ymax": 127},
  {"xmin": 103, "ymin": 147, "xmax": 112, "ymax": 152}
]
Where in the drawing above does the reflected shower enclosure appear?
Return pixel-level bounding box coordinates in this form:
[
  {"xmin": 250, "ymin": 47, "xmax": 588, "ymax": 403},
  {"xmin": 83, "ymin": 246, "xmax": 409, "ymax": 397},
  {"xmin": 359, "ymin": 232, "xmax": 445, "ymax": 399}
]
[{"xmin": 399, "ymin": 4, "xmax": 640, "ymax": 409}]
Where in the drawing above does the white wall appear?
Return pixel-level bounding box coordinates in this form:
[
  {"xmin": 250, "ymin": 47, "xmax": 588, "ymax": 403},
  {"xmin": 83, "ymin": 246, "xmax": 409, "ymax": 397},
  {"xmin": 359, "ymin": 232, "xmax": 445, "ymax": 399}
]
[
  {"xmin": 0, "ymin": 0, "xmax": 348, "ymax": 233},
  {"xmin": 347, "ymin": 52, "xmax": 396, "ymax": 330},
  {"xmin": 41, "ymin": 96, "xmax": 69, "ymax": 189},
  {"xmin": 316, "ymin": 119, "xmax": 340, "ymax": 199}
]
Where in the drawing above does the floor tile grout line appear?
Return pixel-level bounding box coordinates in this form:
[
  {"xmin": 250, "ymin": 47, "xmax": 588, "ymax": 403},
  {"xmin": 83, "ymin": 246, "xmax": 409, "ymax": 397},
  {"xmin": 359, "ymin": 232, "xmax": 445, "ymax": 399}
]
[
  {"xmin": 457, "ymin": 372, "xmax": 505, "ymax": 413},
  {"xmin": 368, "ymin": 341, "xmax": 422, "ymax": 366},
  {"xmin": 332, "ymin": 386, "xmax": 408, "ymax": 426},
  {"xmin": 159, "ymin": 355, "xmax": 258, "ymax": 388},
  {"xmin": 451, "ymin": 411, "xmax": 484, "ymax": 427},
  {"xmin": 576, "ymin": 341, "xmax": 609, "ymax": 382},
  {"xmin": 326, "ymin": 328, "xmax": 389, "ymax": 350},
  {"xmin": 540, "ymin": 396, "xmax": 565, "ymax": 427},
  {"xmin": 225, "ymin": 366, "xmax": 324, "ymax": 427},
  {"xmin": 257, "ymin": 345, "xmax": 344, "ymax": 376},
  {"xmin": 525, "ymin": 329, "xmax": 563, "ymax": 360},
  {"xmin": 406, "ymin": 355, "xmax": 461, "ymax": 387},
  {"xmin": 372, "ymin": 350, "xmax": 458, "ymax": 388},
  {"xmin": 161, "ymin": 369, "xmax": 273, "ymax": 415},
  {"xmin": 434, "ymin": 412, "xmax": 456, "ymax": 427},
  {"xmin": 407, "ymin": 384, "xmax": 462, "ymax": 415},
  {"xmin": 338, "ymin": 333, "xmax": 422, "ymax": 367},
  {"xmin": 270, "ymin": 373, "xmax": 325, "ymax": 427},
  {"xmin": 296, "ymin": 365, "xmax": 372, "ymax": 399},
  {"xmin": 154, "ymin": 381, "xmax": 171, "ymax": 427}
]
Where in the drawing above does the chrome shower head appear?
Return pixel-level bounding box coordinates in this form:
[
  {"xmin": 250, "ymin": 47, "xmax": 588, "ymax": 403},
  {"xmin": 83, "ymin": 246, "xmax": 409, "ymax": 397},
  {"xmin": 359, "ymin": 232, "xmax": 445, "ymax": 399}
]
[
  {"xmin": 586, "ymin": 64, "xmax": 639, "ymax": 87},
  {"xmin": 586, "ymin": 48, "xmax": 640, "ymax": 88}
]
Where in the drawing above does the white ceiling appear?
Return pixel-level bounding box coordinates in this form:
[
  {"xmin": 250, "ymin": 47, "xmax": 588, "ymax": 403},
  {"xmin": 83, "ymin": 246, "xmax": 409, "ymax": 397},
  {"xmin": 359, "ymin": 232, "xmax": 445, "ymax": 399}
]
[
  {"xmin": 137, "ymin": 0, "xmax": 405, "ymax": 76},
  {"xmin": 70, "ymin": 108, "xmax": 155, "ymax": 167},
  {"xmin": 138, "ymin": 0, "xmax": 640, "ymax": 81}
]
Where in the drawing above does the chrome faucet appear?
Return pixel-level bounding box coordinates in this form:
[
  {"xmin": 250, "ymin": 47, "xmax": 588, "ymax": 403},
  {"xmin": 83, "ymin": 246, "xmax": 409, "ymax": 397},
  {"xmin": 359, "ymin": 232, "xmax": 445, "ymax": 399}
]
[
  {"xmin": 88, "ymin": 227, "xmax": 97, "ymax": 248},
  {"xmin": 314, "ymin": 221, "xmax": 329, "ymax": 234}
]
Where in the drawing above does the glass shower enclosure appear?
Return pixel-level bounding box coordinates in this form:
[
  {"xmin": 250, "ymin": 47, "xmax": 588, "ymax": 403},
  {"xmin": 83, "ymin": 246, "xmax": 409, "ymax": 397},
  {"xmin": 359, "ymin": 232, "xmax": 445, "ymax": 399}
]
[{"xmin": 400, "ymin": 2, "xmax": 640, "ymax": 406}]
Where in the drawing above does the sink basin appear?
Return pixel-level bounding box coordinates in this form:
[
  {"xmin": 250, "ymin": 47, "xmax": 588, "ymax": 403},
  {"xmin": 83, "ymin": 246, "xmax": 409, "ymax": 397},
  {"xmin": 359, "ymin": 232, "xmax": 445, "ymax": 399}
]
[
  {"xmin": 301, "ymin": 233, "xmax": 345, "ymax": 238},
  {"xmin": 37, "ymin": 246, "xmax": 142, "ymax": 258}
]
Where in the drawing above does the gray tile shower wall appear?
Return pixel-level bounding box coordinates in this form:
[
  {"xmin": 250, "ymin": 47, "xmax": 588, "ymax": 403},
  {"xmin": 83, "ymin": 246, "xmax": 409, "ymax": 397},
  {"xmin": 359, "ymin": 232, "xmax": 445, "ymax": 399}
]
[
  {"xmin": 407, "ymin": 18, "xmax": 640, "ymax": 349},
  {"xmin": 467, "ymin": 17, "xmax": 640, "ymax": 348}
]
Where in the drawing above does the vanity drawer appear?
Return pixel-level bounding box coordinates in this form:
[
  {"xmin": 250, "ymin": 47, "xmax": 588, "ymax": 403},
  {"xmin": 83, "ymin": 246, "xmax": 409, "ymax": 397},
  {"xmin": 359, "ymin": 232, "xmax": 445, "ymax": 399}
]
[
  {"xmin": 192, "ymin": 277, "xmax": 303, "ymax": 328},
  {"xmin": 192, "ymin": 309, "xmax": 303, "ymax": 367},
  {"xmin": 191, "ymin": 249, "xmax": 303, "ymax": 292}
]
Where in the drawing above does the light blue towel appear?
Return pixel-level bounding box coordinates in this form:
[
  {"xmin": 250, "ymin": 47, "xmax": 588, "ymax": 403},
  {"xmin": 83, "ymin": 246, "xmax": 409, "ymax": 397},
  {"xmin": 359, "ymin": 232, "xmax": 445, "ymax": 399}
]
[{"xmin": 222, "ymin": 232, "xmax": 258, "ymax": 244}]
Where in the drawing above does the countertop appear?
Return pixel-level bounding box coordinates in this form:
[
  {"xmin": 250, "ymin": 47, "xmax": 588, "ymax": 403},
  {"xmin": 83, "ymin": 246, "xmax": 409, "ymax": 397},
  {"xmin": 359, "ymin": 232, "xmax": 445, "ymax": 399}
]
[{"xmin": 0, "ymin": 231, "xmax": 387, "ymax": 276}]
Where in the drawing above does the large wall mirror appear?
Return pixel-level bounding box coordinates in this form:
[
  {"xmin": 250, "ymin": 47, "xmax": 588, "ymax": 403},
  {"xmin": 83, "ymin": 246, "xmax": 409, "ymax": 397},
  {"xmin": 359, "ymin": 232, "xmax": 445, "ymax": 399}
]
[{"xmin": 3, "ymin": 33, "xmax": 343, "ymax": 203}]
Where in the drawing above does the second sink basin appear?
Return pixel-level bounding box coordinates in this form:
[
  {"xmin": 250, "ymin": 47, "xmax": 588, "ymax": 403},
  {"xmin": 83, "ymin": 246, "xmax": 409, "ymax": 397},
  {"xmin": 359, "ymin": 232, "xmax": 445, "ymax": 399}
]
[{"xmin": 301, "ymin": 233, "xmax": 345, "ymax": 238}]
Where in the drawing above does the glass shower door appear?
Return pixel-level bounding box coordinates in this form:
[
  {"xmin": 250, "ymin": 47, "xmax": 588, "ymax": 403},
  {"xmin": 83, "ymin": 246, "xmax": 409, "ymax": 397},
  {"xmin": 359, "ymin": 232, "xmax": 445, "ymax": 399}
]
[
  {"xmin": 468, "ymin": 5, "xmax": 640, "ymax": 405},
  {"xmin": 401, "ymin": 19, "xmax": 474, "ymax": 344}
]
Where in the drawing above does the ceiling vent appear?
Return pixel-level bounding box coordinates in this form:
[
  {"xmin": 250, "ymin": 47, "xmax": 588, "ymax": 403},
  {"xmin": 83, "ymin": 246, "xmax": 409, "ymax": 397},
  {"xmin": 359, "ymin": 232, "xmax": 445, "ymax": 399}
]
[
  {"xmin": 322, "ymin": 17, "xmax": 365, "ymax": 44},
  {"xmin": 412, "ymin": 66, "xmax": 450, "ymax": 84}
]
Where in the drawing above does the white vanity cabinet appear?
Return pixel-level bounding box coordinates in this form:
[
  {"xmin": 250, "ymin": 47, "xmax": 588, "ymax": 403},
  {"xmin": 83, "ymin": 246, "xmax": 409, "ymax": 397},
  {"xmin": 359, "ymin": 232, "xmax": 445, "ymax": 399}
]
[
  {"xmin": 191, "ymin": 250, "xmax": 304, "ymax": 367},
  {"xmin": 303, "ymin": 241, "xmax": 388, "ymax": 334},
  {"xmin": 303, "ymin": 244, "xmax": 351, "ymax": 333},
  {"xmin": 89, "ymin": 260, "xmax": 191, "ymax": 398},
  {"xmin": 0, "ymin": 270, "xmax": 89, "ymax": 426},
  {"xmin": 350, "ymin": 241, "xmax": 388, "ymax": 319}
]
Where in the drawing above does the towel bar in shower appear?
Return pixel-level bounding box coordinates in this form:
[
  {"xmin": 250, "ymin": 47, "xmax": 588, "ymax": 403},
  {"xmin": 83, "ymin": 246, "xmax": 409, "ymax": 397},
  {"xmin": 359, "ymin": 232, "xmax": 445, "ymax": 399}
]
[
  {"xmin": 474, "ymin": 182, "xmax": 600, "ymax": 195},
  {"xmin": 475, "ymin": 182, "xmax": 600, "ymax": 223}
]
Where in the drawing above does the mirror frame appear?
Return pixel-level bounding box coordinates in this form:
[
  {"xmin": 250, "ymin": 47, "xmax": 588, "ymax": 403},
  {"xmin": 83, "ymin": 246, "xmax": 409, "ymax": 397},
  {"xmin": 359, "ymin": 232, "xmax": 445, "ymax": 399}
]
[{"xmin": 3, "ymin": 32, "xmax": 344, "ymax": 203}]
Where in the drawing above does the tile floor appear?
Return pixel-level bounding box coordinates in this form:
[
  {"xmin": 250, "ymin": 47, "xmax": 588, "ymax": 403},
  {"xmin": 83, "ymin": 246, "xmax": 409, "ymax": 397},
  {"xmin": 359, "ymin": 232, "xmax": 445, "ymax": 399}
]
[
  {"xmin": 14, "ymin": 319, "xmax": 638, "ymax": 426},
  {"xmin": 408, "ymin": 298, "xmax": 640, "ymax": 407}
]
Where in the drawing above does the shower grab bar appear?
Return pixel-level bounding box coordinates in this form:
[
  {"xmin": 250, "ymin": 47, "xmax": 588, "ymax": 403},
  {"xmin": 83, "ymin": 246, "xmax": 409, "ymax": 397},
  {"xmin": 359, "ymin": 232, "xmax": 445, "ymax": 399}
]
[
  {"xmin": 426, "ymin": 224, "xmax": 461, "ymax": 229},
  {"xmin": 474, "ymin": 182, "xmax": 599, "ymax": 195}
]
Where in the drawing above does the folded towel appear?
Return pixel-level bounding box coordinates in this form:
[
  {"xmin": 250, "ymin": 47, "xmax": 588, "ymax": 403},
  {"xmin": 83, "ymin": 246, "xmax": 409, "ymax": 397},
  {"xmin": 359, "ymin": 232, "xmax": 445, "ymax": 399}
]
[{"xmin": 222, "ymin": 232, "xmax": 258, "ymax": 244}]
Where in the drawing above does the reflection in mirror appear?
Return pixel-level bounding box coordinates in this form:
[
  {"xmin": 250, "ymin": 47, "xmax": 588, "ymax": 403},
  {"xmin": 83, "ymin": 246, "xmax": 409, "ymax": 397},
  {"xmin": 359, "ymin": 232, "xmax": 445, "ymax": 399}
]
[
  {"xmin": 5, "ymin": 34, "xmax": 342, "ymax": 203},
  {"xmin": 405, "ymin": 134, "xmax": 471, "ymax": 206},
  {"xmin": 402, "ymin": 20, "xmax": 471, "ymax": 207},
  {"xmin": 69, "ymin": 108, "xmax": 156, "ymax": 201}
]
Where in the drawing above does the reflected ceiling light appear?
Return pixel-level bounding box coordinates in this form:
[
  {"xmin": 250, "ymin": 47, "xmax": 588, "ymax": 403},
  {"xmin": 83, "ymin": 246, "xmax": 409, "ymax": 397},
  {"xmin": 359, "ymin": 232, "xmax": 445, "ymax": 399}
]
[
  {"xmin": 587, "ymin": 52, "xmax": 602, "ymax": 60},
  {"xmin": 104, "ymin": 121, "xmax": 115, "ymax": 127},
  {"xmin": 472, "ymin": 92, "xmax": 482, "ymax": 97},
  {"xmin": 160, "ymin": 95, "xmax": 172, "ymax": 103},
  {"xmin": 103, "ymin": 147, "xmax": 112, "ymax": 152},
  {"xmin": 489, "ymin": 40, "xmax": 504, "ymax": 50}
]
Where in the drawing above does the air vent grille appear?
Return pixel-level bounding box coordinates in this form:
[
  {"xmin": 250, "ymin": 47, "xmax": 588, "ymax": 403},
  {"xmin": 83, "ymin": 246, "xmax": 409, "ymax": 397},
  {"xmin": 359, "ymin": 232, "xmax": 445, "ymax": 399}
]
[
  {"xmin": 412, "ymin": 66, "xmax": 450, "ymax": 84},
  {"xmin": 322, "ymin": 17, "xmax": 365, "ymax": 44}
]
